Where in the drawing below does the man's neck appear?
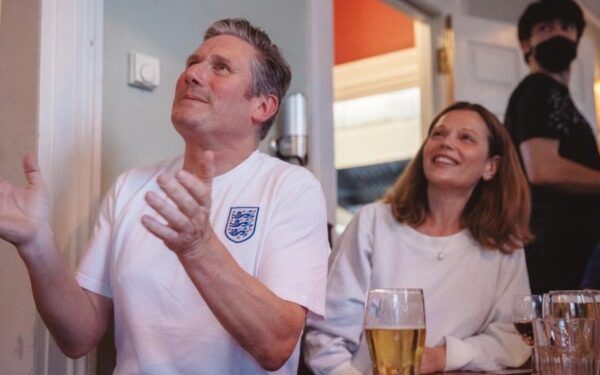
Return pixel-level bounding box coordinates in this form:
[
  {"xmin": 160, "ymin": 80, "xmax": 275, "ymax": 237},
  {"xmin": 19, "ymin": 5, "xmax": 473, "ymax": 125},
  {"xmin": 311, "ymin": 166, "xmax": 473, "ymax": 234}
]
[
  {"xmin": 530, "ymin": 64, "xmax": 570, "ymax": 87},
  {"xmin": 183, "ymin": 142, "xmax": 257, "ymax": 177}
]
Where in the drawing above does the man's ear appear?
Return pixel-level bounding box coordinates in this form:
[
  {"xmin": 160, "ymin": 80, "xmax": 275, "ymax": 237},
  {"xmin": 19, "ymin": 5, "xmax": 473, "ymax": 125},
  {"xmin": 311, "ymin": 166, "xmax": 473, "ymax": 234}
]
[
  {"xmin": 250, "ymin": 94, "xmax": 278, "ymax": 125},
  {"xmin": 520, "ymin": 40, "xmax": 533, "ymax": 64}
]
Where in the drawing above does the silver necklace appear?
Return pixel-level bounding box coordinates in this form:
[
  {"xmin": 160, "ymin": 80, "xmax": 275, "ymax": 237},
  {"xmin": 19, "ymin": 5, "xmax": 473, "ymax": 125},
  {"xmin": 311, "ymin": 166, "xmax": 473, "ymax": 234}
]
[
  {"xmin": 437, "ymin": 249, "xmax": 445, "ymax": 260},
  {"xmin": 434, "ymin": 238, "xmax": 451, "ymax": 261}
]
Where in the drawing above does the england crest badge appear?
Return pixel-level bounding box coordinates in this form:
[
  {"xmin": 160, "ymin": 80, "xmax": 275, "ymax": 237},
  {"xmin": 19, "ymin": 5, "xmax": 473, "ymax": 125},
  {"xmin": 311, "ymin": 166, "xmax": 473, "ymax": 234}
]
[{"xmin": 225, "ymin": 207, "xmax": 259, "ymax": 243}]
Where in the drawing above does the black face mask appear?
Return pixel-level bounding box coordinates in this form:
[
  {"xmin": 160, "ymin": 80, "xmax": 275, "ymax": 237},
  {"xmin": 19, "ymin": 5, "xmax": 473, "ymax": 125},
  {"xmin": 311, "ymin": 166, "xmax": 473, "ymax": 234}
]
[{"xmin": 532, "ymin": 36, "xmax": 577, "ymax": 73}]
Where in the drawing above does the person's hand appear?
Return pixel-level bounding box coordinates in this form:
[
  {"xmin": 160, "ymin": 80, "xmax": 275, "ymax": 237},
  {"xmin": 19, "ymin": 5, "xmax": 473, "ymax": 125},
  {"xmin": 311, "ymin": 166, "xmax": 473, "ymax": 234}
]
[
  {"xmin": 142, "ymin": 151, "xmax": 216, "ymax": 259},
  {"xmin": 420, "ymin": 346, "xmax": 446, "ymax": 374},
  {"xmin": 0, "ymin": 154, "xmax": 51, "ymax": 248}
]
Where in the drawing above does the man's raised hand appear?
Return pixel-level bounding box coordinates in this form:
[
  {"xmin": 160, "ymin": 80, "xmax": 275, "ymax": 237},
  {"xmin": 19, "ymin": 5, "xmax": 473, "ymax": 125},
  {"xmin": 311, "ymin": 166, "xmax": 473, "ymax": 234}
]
[
  {"xmin": 0, "ymin": 154, "xmax": 51, "ymax": 248},
  {"xmin": 142, "ymin": 151, "xmax": 217, "ymax": 259}
]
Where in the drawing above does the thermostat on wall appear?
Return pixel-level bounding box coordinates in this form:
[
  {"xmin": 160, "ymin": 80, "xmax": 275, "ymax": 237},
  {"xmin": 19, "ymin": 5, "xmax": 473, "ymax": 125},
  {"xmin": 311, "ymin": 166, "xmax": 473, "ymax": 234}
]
[{"xmin": 128, "ymin": 52, "xmax": 160, "ymax": 90}]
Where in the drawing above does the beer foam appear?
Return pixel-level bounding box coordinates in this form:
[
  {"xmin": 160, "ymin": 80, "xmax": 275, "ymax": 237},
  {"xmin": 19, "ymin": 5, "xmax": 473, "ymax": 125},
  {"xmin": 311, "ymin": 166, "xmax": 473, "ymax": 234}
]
[{"xmin": 364, "ymin": 325, "xmax": 426, "ymax": 330}]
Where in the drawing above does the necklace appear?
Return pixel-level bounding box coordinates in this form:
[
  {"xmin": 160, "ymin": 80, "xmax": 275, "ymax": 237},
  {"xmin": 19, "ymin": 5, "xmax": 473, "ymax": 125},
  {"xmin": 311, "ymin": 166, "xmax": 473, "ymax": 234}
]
[
  {"xmin": 436, "ymin": 248, "xmax": 446, "ymax": 260},
  {"xmin": 433, "ymin": 238, "xmax": 451, "ymax": 261},
  {"xmin": 437, "ymin": 249, "xmax": 445, "ymax": 260},
  {"xmin": 417, "ymin": 223, "xmax": 459, "ymax": 261}
]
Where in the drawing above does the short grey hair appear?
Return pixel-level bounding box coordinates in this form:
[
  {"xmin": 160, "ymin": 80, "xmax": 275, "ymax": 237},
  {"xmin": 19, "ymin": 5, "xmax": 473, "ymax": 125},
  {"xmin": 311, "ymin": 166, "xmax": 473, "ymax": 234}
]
[{"xmin": 205, "ymin": 18, "xmax": 292, "ymax": 140}]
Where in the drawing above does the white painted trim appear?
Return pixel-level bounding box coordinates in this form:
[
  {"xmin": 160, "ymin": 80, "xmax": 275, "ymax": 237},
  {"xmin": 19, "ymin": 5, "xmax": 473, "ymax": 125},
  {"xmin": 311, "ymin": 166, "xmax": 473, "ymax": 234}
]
[
  {"xmin": 414, "ymin": 20, "xmax": 435, "ymax": 137},
  {"xmin": 580, "ymin": 0, "xmax": 600, "ymax": 31},
  {"xmin": 37, "ymin": 0, "xmax": 103, "ymax": 374},
  {"xmin": 307, "ymin": 0, "xmax": 336, "ymax": 225},
  {"xmin": 382, "ymin": 0, "xmax": 440, "ymax": 19},
  {"xmin": 334, "ymin": 49, "xmax": 420, "ymax": 101}
]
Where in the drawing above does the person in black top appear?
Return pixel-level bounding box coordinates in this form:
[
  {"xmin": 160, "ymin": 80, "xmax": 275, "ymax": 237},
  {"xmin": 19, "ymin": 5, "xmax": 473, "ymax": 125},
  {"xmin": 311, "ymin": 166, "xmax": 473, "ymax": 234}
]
[
  {"xmin": 504, "ymin": 0, "xmax": 600, "ymax": 294},
  {"xmin": 582, "ymin": 242, "xmax": 600, "ymax": 289}
]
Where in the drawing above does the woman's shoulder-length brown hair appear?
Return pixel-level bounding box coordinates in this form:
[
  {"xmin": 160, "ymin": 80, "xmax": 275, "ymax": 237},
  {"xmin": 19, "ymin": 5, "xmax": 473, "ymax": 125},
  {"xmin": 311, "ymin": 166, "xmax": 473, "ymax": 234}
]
[{"xmin": 382, "ymin": 101, "xmax": 533, "ymax": 253}]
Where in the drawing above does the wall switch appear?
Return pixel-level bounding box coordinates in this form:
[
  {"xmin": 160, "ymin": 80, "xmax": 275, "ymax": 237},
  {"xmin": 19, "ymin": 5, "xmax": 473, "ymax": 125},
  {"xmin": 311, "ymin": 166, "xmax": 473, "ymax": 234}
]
[{"xmin": 128, "ymin": 52, "xmax": 160, "ymax": 90}]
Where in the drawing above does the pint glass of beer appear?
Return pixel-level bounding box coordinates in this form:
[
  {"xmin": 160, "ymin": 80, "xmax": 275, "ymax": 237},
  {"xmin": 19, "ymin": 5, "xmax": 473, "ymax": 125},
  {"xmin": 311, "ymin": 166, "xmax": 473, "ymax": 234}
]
[{"xmin": 364, "ymin": 288, "xmax": 426, "ymax": 375}]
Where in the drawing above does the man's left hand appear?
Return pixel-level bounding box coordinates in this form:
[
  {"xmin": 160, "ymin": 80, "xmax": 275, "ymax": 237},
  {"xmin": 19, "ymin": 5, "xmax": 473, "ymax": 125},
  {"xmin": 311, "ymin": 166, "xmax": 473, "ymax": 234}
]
[{"xmin": 142, "ymin": 151, "xmax": 216, "ymax": 259}]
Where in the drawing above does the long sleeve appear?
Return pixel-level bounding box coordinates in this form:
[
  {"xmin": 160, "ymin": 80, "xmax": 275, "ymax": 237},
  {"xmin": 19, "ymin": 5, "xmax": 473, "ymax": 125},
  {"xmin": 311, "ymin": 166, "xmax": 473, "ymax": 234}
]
[
  {"xmin": 304, "ymin": 207, "xmax": 374, "ymax": 375},
  {"xmin": 303, "ymin": 201, "xmax": 532, "ymax": 374},
  {"xmin": 444, "ymin": 249, "xmax": 531, "ymax": 371}
]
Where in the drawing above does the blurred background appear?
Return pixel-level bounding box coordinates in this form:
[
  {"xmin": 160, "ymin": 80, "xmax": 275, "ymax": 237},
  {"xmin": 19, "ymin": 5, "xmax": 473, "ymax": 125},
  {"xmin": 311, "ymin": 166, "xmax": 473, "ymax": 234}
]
[{"xmin": 1, "ymin": 1, "xmax": 599, "ymax": 374}]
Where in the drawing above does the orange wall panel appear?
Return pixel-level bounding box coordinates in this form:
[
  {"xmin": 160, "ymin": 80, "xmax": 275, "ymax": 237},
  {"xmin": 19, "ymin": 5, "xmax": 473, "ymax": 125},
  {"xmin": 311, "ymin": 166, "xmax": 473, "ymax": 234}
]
[{"xmin": 335, "ymin": 0, "xmax": 414, "ymax": 65}]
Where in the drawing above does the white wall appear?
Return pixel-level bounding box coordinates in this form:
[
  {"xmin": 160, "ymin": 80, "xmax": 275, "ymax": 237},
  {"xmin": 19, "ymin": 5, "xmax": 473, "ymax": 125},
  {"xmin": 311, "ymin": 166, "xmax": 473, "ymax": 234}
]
[
  {"xmin": 409, "ymin": 0, "xmax": 533, "ymax": 20},
  {"xmin": 0, "ymin": 0, "xmax": 40, "ymax": 374}
]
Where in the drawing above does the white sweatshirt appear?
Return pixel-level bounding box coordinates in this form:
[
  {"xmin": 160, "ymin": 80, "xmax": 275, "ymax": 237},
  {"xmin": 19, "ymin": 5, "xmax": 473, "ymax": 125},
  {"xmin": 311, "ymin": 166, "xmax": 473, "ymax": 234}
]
[{"xmin": 304, "ymin": 201, "xmax": 531, "ymax": 374}]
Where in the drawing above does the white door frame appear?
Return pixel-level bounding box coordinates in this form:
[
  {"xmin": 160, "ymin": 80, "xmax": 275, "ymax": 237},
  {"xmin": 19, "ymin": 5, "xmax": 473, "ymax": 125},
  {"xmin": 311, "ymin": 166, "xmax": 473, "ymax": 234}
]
[
  {"xmin": 37, "ymin": 0, "xmax": 103, "ymax": 374},
  {"xmin": 306, "ymin": 0, "xmax": 336, "ymax": 225},
  {"xmin": 383, "ymin": 0, "xmax": 442, "ymax": 136}
]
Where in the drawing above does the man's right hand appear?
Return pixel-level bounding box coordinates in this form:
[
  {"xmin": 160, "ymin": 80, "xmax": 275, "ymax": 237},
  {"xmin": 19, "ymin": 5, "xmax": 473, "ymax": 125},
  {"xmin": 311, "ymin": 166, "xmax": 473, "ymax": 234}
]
[
  {"xmin": 0, "ymin": 154, "xmax": 51, "ymax": 248},
  {"xmin": 0, "ymin": 154, "xmax": 112, "ymax": 358}
]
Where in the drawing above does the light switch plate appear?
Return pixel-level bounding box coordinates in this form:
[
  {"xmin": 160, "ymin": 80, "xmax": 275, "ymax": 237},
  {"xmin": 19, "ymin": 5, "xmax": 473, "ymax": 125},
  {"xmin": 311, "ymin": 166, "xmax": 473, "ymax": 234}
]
[{"xmin": 128, "ymin": 52, "xmax": 160, "ymax": 90}]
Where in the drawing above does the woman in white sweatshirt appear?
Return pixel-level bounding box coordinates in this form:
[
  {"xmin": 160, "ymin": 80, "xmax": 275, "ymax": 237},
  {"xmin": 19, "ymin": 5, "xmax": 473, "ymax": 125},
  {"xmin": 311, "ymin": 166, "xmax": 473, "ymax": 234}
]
[{"xmin": 304, "ymin": 102, "xmax": 533, "ymax": 374}]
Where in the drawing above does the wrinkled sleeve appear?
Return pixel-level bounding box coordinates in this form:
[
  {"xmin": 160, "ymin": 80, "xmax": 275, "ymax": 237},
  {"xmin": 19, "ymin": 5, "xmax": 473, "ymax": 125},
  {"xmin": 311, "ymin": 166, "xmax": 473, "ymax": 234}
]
[
  {"xmin": 75, "ymin": 176, "xmax": 124, "ymax": 298},
  {"xmin": 303, "ymin": 207, "xmax": 374, "ymax": 375},
  {"xmin": 444, "ymin": 249, "xmax": 531, "ymax": 371},
  {"xmin": 256, "ymin": 172, "xmax": 330, "ymax": 318}
]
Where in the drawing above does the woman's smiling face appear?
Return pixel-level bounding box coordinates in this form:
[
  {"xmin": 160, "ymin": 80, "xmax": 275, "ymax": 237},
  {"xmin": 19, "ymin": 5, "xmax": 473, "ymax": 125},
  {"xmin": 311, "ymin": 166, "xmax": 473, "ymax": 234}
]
[{"xmin": 422, "ymin": 109, "xmax": 499, "ymax": 194}]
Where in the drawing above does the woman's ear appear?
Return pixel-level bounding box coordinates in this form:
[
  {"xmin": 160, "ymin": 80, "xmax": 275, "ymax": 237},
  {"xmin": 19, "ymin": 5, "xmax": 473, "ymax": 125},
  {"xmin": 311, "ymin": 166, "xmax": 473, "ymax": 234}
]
[{"xmin": 483, "ymin": 155, "xmax": 500, "ymax": 181}]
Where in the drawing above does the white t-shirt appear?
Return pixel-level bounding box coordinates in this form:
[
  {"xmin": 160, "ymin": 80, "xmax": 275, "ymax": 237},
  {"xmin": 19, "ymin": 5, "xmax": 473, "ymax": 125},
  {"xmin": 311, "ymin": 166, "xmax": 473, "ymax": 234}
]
[
  {"xmin": 304, "ymin": 201, "xmax": 531, "ymax": 374},
  {"xmin": 76, "ymin": 151, "xmax": 330, "ymax": 375}
]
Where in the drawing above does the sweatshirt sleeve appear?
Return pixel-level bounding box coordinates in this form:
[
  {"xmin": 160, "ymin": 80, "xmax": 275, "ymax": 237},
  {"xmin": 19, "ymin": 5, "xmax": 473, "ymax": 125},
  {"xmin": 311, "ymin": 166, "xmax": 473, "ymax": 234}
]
[
  {"xmin": 303, "ymin": 206, "xmax": 375, "ymax": 375},
  {"xmin": 444, "ymin": 249, "xmax": 532, "ymax": 371}
]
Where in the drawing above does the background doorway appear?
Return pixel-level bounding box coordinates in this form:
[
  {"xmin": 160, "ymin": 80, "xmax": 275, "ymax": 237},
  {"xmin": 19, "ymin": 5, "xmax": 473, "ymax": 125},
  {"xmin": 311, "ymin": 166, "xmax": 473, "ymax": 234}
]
[{"xmin": 333, "ymin": 0, "xmax": 431, "ymax": 233}]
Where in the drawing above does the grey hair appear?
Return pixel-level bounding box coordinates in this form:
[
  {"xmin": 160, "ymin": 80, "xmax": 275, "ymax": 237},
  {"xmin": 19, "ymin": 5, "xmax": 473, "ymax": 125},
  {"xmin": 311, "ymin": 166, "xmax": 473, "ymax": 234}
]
[{"xmin": 205, "ymin": 18, "xmax": 292, "ymax": 140}]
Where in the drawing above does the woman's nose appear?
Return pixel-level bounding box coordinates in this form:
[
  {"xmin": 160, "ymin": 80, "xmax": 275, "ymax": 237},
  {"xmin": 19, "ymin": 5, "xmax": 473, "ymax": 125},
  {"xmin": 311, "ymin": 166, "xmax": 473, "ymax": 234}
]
[{"xmin": 438, "ymin": 134, "xmax": 454, "ymax": 149}]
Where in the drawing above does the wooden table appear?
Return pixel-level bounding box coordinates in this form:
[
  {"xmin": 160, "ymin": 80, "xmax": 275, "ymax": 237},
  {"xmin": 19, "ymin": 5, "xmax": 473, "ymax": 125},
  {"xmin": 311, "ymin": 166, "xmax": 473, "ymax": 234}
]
[{"xmin": 436, "ymin": 371, "xmax": 532, "ymax": 374}]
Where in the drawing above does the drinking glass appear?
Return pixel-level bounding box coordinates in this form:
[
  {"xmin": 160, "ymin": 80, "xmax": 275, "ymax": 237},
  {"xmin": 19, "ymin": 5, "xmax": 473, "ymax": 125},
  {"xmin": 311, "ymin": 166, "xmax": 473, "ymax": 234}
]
[
  {"xmin": 533, "ymin": 317, "xmax": 597, "ymax": 375},
  {"xmin": 543, "ymin": 290, "xmax": 597, "ymax": 319},
  {"xmin": 542, "ymin": 290, "xmax": 600, "ymax": 373},
  {"xmin": 364, "ymin": 288, "xmax": 426, "ymax": 375},
  {"xmin": 585, "ymin": 290, "xmax": 600, "ymax": 370},
  {"xmin": 512, "ymin": 294, "xmax": 543, "ymax": 372},
  {"xmin": 587, "ymin": 290, "xmax": 600, "ymax": 319}
]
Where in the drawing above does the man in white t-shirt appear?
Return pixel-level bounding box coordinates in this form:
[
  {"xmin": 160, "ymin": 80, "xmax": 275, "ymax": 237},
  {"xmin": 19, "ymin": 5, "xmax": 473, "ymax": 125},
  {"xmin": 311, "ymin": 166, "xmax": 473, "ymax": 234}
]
[{"xmin": 0, "ymin": 18, "xmax": 329, "ymax": 374}]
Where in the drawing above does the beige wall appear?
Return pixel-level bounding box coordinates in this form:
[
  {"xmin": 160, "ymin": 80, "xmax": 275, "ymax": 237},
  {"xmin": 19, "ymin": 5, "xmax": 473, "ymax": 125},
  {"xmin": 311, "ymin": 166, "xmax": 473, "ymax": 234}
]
[{"xmin": 0, "ymin": 0, "xmax": 40, "ymax": 374}]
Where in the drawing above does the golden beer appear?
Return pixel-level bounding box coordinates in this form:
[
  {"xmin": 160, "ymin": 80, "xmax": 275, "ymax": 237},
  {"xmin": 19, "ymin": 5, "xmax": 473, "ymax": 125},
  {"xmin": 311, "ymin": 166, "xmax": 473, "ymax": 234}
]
[{"xmin": 365, "ymin": 327, "xmax": 426, "ymax": 375}]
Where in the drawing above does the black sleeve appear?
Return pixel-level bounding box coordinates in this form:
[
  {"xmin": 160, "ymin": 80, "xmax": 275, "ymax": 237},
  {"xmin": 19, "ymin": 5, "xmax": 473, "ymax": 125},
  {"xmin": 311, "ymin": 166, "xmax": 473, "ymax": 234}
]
[{"xmin": 511, "ymin": 77, "xmax": 567, "ymax": 145}]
